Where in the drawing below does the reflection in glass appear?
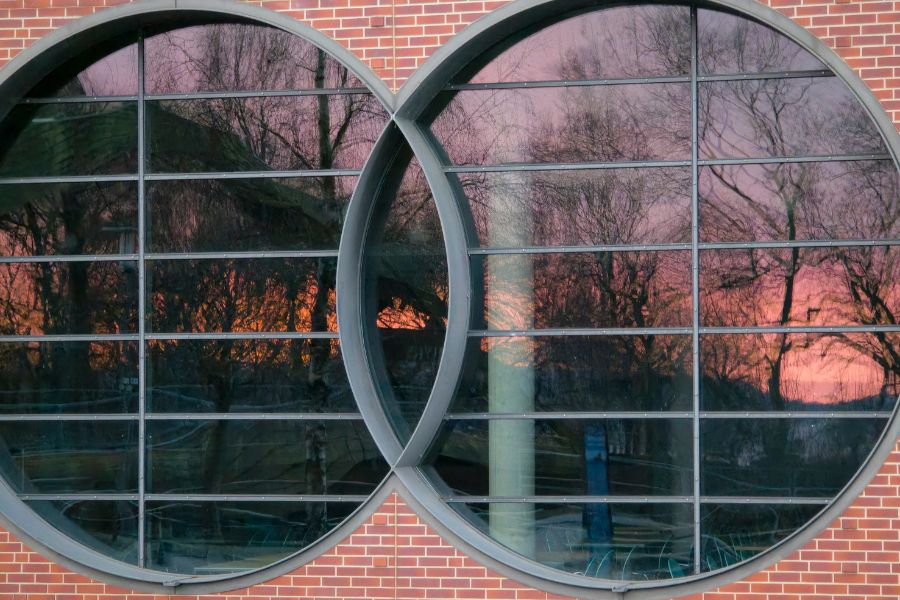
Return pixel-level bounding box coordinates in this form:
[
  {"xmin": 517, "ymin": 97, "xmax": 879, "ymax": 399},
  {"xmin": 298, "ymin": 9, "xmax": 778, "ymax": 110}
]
[
  {"xmin": 0, "ymin": 261, "xmax": 138, "ymax": 335},
  {"xmin": 0, "ymin": 342, "xmax": 138, "ymax": 413},
  {"xmin": 147, "ymin": 258, "xmax": 336, "ymax": 333},
  {"xmin": 701, "ymin": 334, "xmax": 900, "ymax": 412},
  {"xmin": 450, "ymin": 336, "xmax": 692, "ymax": 413},
  {"xmin": 450, "ymin": 502, "xmax": 693, "ymax": 580},
  {"xmin": 147, "ymin": 339, "xmax": 354, "ymax": 413},
  {"xmin": 26, "ymin": 41, "xmax": 138, "ymax": 97},
  {"xmin": 0, "ymin": 421, "xmax": 138, "ymax": 493},
  {"xmin": 146, "ymin": 178, "xmax": 354, "ymax": 252},
  {"xmin": 146, "ymin": 500, "xmax": 360, "ymax": 573},
  {"xmin": 701, "ymin": 418, "xmax": 886, "ymax": 496},
  {"xmin": 29, "ymin": 500, "xmax": 139, "ymax": 565}
]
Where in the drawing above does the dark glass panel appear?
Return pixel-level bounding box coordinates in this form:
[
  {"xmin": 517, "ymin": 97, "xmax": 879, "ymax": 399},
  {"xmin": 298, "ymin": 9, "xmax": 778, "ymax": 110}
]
[
  {"xmin": 450, "ymin": 336, "xmax": 692, "ymax": 413},
  {"xmin": 700, "ymin": 161, "xmax": 900, "ymax": 242},
  {"xmin": 147, "ymin": 258, "xmax": 336, "ymax": 333},
  {"xmin": 699, "ymin": 503, "xmax": 821, "ymax": 572},
  {"xmin": 458, "ymin": 168, "xmax": 691, "ymax": 247},
  {"xmin": 0, "ymin": 103, "xmax": 138, "ymax": 177},
  {"xmin": 146, "ymin": 177, "xmax": 354, "ymax": 253},
  {"xmin": 0, "ymin": 261, "xmax": 138, "ymax": 335},
  {"xmin": 699, "ymin": 78, "xmax": 885, "ymax": 159},
  {"xmin": 0, "ymin": 421, "xmax": 138, "ymax": 493},
  {"xmin": 145, "ymin": 23, "xmax": 364, "ymax": 93},
  {"xmin": 457, "ymin": 5, "xmax": 690, "ymax": 84},
  {"xmin": 430, "ymin": 84, "xmax": 690, "ymax": 165},
  {"xmin": 147, "ymin": 96, "xmax": 387, "ymax": 172},
  {"xmin": 364, "ymin": 157, "xmax": 447, "ymax": 440},
  {"xmin": 27, "ymin": 41, "xmax": 138, "ymax": 97},
  {"xmin": 147, "ymin": 419, "xmax": 386, "ymax": 495},
  {"xmin": 431, "ymin": 419, "xmax": 693, "ymax": 496},
  {"xmin": 449, "ymin": 502, "xmax": 693, "ymax": 580},
  {"xmin": 0, "ymin": 342, "xmax": 137, "ymax": 414},
  {"xmin": 700, "ymin": 247, "xmax": 900, "ymax": 328},
  {"xmin": 147, "ymin": 339, "xmax": 355, "ymax": 413},
  {"xmin": 146, "ymin": 500, "xmax": 359, "ymax": 573},
  {"xmin": 700, "ymin": 418, "xmax": 886, "ymax": 496},
  {"xmin": 28, "ymin": 500, "xmax": 139, "ymax": 564},
  {"xmin": 701, "ymin": 333, "xmax": 900, "ymax": 412},
  {"xmin": 0, "ymin": 182, "xmax": 137, "ymax": 256},
  {"xmin": 475, "ymin": 251, "xmax": 692, "ymax": 330},
  {"xmin": 698, "ymin": 9, "xmax": 826, "ymax": 75}
]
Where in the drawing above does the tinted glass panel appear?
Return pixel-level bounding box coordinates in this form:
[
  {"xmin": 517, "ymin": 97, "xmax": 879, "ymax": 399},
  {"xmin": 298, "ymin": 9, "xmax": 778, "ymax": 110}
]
[
  {"xmin": 450, "ymin": 336, "xmax": 692, "ymax": 413},
  {"xmin": 0, "ymin": 103, "xmax": 138, "ymax": 178},
  {"xmin": 147, "ymin": 96, "xmax": 386, "ymax": 172},
  {"xmin": 431, "ymin": 85, "xmax": 690, "ymax": 165},
  {"xmin": 450, "ymin": 502, "xmax": 693, "ymax": 580},
  {"xmin": 0, "ymin": 342, "xmax": 138, "ymax": 414},
  {"xmin": 700, "ymin": 247, "xmax": 900, "ymax": 327},
  {"xmin": 700, "ymin": 161, "xmax": 900, "ymax": 242},
  {"xmin": 147, "ymin": 339, "xmax": 354, "ymax": 413},
  {"xmin": 475, "ymin": 251, "xmax": 692, "ymax": 330},
  {"xmin": 0, "ymin": 261, "xmax": 138, "ymax": 335},
  {"xmin": 146, "ymin": 178, "xmax": 354, "ymax": 252},
  {"xmin": 700, "ymin": 418, "xmax": 886, "ymax": 496},
  {"xmin": 459, "ymin": 168, "xmax": 691, "ymax": 247},
  {"xmin": 29, "ymin": 500, "xmax": 139, "ymax": 564},
  {"xmin": 26, "ymin": 41, "xmax": 138, "ymax": 98},
  {"xmin": 701, "ymin": 333, "xmax": 900, "ymax": 412},
  {"xmin": 147, "ymin": 258, "xmax": 336, "ymax": 333},
  {"xmin": 0, "ymin": 421, "xmax": 137, "ymax": 493},
  {"xmin": 432, "ymin": 419, "xmax": 693, "ymax": 496},
  {"xmin": 458, "ymin": 5, "xmax": 690, "ymax": 83},
  {"xmin": 699, "ymin": 78, "xmax": 885, "ymax": 159},
  {"xmin": 146, "ymin": 500, "xmax": 360, "ymax": 574}
]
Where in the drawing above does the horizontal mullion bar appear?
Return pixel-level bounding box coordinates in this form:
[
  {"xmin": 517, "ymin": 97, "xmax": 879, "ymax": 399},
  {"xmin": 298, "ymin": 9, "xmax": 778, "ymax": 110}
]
[
  {"xmin": 144, "ymin": 331, "xmax": 339, "ymax": 340},
  {"xmin": 701, "ymin": 325, "xmax": 900, "ymax": 334},
  {"xmin": 144, "ymin": 412, "xmax": 362, "ymax": 420},
  {"xmin": 0, "ymin": 254, "xmax": 139, "ymax": 263},
  {"xmin": 445, "ymin": 159, "xmax": 690, "ymax": 174},
  {"xmin": 699, "ymin": 239, "xmax": 900, "ymax": 250},
  {"xmin": 700, "ymin": 153, "xmax": 891, "ymax": 166},
  {"xmin": 446, "ymin": 496, "xmax": 694, "ymax": 504},
  {"xmin": 471, "ymin": 328, "xmax": 692, "ymax": 337},
  {"xmin": 144, "ymin": 494, "xmax": 368, "ymax": 502},
  {"xmin": 19, "ymin": 95, "xmax": 139, "ymax": 104},
  {"xmin": 145, "ymin": 250, "xmax": 338, "ymax": 261},
  {"xmin": 445, "ymin": 412, "xmax": 694, "ymax": 420},
  {"xmin": 0, "ymin": 414, "xmax": 138, "ymax": 421},
  {"xmin": 469, "ymin": 243, "xmax": 690, "ymax": 255},
  {"xmin": 0, "ymin": 334, "xmax": 139, "ymax": 343},
  {"xmin": 144, "ymin": 169, "xmax": 360, "ymax": 181},
  {"xmin": 0, "ymin": 174, "xmax": 138, "ymax": 185},
  {"xmin": 697, "ymin": 69, "xmax": 834, "ymax": 82},
  {"xmin": 699, "ymin": 496, "xmax": 831, "ymax": 505},
  {"xmin": 700, "ymin": 411, "xmax": 892, "ymax": 419},
  {"xmin": 144, "ymin": 87, "xmax": 371, "ymax": 101},
  {"xmin": 445, "ymin": 75, "xmax": 690, "ymax": 91},
  {"xmin": 19, "ymin": 494, "xmax": 140, "ymax": 501}
]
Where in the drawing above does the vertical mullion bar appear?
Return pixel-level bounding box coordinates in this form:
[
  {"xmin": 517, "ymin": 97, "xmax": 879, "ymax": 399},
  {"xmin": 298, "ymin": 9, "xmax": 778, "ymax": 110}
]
[
  {"xmin": 137, "ymin": 33, "xmax": 147, "ymax": 569},
  {"xmin": 690, "ymin": 3, "xmax": 702, "ymax": 575}
]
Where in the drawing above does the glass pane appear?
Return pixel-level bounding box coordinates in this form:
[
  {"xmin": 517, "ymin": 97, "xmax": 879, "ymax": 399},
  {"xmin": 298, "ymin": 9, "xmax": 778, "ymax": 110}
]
[
  {"xmin": 147, "ymin": 96, "xmax": 387, "ymax": 172},
  {"xmin": 458, "ymin": 5, "xmax": 690, "ymax": 83},
  {"xmin": 700, "ymin": 161, "xmax": 900, "ymax": 242},
  {"xmin": 0, "ymin": 182, "xmax": 137, "ymax": 256},
  {"xmin": 475, "ymin": 251, "xmax": 692, "ymax": 330},
  {"xmin": 699, "ymin": 9, "xmax": 825, "ymax": 74},
  {"xmin": 147, "ymin": 339, "xmax": 355, "ymax": 413},
  {"xmin": 450, "ymin": 336, "xmax": 692, "ymax": 413},
  {"xmin": 145, "ymin": 23, "xmax": 364, "ymax": 93},
  {"xmin": 0, "ymin": 261, "xmax": 138, "ymax": 335},
  {"xmin": 701, "ymin": 333, "xmax": 900, "ymax": 412},
  {"xmin": 28, "ymin": 500, "xmax": 139, "ymax": 564},
  {"xmin": 699, "ymin": 78, "xmax": 886, "ymax": 159},
  {"xmin": 430, "ymin": 85, "xmax": 690, "ymax": 165},
  {"xmin": 700, "ymin": 503, "xmax": 821, "ymax": 571},
  {"xmin": 0, "ymin": 342, "xmax": 137, "ymax": 414},
  {"xmin": 700, "ymin": 418, "xmax": 887, "ymax": 496},
  {"xmin": 146, "ymin": 500, "xmax": 360, "ymax": 574},
  {"xmin": 147, "ymin": 258, "xmax": 336, "ymax": 333},
  {"xmin": 431, "ymin": 419, "xmax": 693, "ymax": 496},
  {"xmin": 448, "ymin": 502, "xmax": 693, "ymax": 580},
  {"xmin": 700, "ymin": 247, "xmax": 900, "ymax": 328},
  {"xmin": 146, "ymin": 177, "xmax": 354, "ymax": 253},
  {"xmin": 147, "ymin": 419, "xmax": 386, "ymax": 495},
  {"xmin": 0, "ymin": 420, "xmax": 138, "ymax": 493},
  {"xmin": 459, "ymin": 168, "xmax": 691, "ymax": 247},
  {"xmin": 0, "ymin": 103, "xmax": 138, "ymax": 177},
  {"xmin": 27, "ymin": 41, "xmax": 138, "ymax": 97}
]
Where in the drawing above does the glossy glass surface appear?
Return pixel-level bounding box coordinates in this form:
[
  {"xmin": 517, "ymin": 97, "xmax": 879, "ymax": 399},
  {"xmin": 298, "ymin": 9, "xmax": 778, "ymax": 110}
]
[
  {"xmin": 701, "ymin": 418, "xmax": 886, "ymax": 496},
  {"xmin": 0, "ymin": 261, "xmax": 138, "ymax": 335},
  {"xmin": 0, "ymin": 421, "xmax": 138, "ymax": 493},
  {"xmin": 26, "ymin": 41, "xmax": 138, "ymax": 97},
  {"xmin": 29, "ymin": 500, "xmax": 139, "ymax": 565},
  {"xmin": 0, "ymin": 103, "xmax": 138, "ymax": 177},
  {"xmin": 0, "ymin": 342, "xmax": 138, "ymax": 414},
  {"xmin": 146, "ymin": 178, "xmax": 354, "ymax": 252},
  {"xmin": 147, "ymin": 339, "xmax": 355, "ymax": 413},
  {"xmin": 147, "ymin": 258, "xmax": 336, "ymax": 333},
  {"xmin": 147, "ymin": 96, "xmax": 386, "ymax": 173},
  {"xmin": 458, "ymin": 168, "xmax": 691, "ymax": 247}
]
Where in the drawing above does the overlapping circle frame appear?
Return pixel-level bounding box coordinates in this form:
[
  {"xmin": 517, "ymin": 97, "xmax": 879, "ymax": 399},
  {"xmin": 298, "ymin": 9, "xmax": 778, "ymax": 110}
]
[{"xmin": 0, "ymin": 0, "xmax": 899, "ymax": 597}]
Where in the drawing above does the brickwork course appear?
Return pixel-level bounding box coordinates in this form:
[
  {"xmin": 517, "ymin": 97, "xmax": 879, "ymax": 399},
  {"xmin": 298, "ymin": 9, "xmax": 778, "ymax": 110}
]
[{"xmin": 1, "ymin": 0, "xmax": 900, "ymax": 598}]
